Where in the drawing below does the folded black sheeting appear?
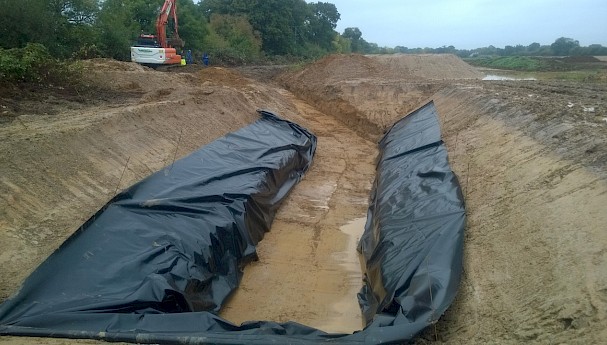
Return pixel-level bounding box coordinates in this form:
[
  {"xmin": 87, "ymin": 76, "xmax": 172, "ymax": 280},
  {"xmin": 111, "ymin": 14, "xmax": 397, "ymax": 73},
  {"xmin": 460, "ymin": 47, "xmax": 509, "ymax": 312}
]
[
  {"xmin": 0, "ymin": 110, "xmax": 325, "ymax": 343},
  {"xmin": 357, "ymin": 100, "xmax": 466, "ymax": 342},
  {"xmin": 0, "ymin": 103, "xmax": 465, "ymax": 345}
]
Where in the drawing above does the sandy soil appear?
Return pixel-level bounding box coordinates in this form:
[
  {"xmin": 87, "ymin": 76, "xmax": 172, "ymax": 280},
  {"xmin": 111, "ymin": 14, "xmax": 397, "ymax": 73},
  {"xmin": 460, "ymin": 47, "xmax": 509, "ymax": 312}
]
[
  {"xmin": 426, "ymin": 87, "xmax": 607, "ymax": 344},
  {"xmin": 2, "ymin": 54, "xmax": 607, "ymax": 344}
]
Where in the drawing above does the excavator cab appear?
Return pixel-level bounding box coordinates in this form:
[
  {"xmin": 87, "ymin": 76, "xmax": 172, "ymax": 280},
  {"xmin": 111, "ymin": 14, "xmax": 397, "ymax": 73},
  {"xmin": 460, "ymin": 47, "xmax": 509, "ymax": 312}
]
[{"xmin": 134, "ymin": 34, "xmax": 160, "ymax": 48}]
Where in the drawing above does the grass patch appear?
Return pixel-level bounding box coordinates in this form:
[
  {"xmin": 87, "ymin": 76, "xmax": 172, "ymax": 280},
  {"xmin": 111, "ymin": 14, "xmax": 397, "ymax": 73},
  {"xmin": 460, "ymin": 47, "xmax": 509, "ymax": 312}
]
[
  {"xmin": 466, "ymin": 56, "xmax": 607, "ymax": 82},
  {"xmin": 465, "ymin": 56, "xmax": 607, "ymax": 73},
  {"xmin": 465, "ymin": 56, "xmax": 550, "ymax": 71}
]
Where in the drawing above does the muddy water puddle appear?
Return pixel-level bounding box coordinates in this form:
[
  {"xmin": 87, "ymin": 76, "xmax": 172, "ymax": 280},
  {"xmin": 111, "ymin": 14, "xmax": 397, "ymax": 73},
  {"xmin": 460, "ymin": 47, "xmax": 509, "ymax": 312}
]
[
  {"xmin": 483, "ymin": 74, "xmax": 537, "ymax": 81},
  {"xmin": 317, "ymin": 217, "xmax": 367, "ymax": 333},
  {"xmin": 334, "ymin": 218, "xmax": 366, "ymax": 293}
]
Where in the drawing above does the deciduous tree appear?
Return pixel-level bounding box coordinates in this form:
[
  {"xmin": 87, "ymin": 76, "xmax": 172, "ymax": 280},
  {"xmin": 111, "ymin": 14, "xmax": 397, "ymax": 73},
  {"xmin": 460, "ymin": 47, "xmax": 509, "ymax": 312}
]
[{"xmin": 551, "ymin": 37, "xmax": 580, "ymax": 56}]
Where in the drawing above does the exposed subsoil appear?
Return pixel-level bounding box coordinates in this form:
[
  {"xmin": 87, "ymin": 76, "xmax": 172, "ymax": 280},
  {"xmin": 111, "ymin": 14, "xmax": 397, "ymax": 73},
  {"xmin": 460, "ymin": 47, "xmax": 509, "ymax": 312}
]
[{"xmin": 1, "ymin": 54, "xmax": 607, "ymax": 344}]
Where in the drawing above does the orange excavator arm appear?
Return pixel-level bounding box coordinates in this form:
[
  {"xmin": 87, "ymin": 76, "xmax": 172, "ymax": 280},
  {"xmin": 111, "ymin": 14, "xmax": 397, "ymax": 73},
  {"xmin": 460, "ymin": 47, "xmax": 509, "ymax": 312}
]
[
  {"xmin": 131, "ymin": 0, "xmax": 183, "ymax": 65},
  {"xmin": 156, "ymin": 0, "xmax": 182, "ymax": 48}
]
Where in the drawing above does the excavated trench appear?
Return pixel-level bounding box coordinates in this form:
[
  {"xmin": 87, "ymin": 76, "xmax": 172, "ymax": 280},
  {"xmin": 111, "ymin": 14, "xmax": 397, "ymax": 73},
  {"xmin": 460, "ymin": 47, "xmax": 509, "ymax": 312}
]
[
  {"xmin": 1, "ymin": 55, "xmax": 607, "ymax": 344},
  {"xmin": 219, "ymin": 90, "xmax": 377, "ymax": 333},
  {"xmin": 277, "ymin": 57, "xmax": 607, "ymax": 344},
  {"xmin": 1, "ymin": 60, "xmax": 465, "ymax": 344},
  {"xmin": 231, "ymin": 55, "xmax": 607, "ymax": 344},
  {"xmin": 217, "ymin": 72, "xmax": 458, "ymax": 334}
]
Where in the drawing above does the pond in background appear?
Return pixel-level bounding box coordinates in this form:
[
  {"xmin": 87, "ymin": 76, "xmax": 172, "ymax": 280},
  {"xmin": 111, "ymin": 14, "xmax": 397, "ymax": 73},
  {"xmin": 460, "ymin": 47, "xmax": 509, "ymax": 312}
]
[{"xmin": 483, "ymin": 74, "xmax": 537, "ymax": 81}]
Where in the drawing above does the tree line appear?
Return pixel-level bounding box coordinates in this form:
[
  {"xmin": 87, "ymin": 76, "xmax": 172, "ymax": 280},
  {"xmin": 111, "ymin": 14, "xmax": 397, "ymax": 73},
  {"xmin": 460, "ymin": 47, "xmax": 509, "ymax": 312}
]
[
  {"xmin": 0, "ymin": 0, "xmax": 353, "ymax": 63},
  {"xmin": 381, "ymin": 37, "xmax": 607, "ymax": 58},
  {"xmin": 1, "ymin": 0, "xmax": 605, "ymax": 65}
]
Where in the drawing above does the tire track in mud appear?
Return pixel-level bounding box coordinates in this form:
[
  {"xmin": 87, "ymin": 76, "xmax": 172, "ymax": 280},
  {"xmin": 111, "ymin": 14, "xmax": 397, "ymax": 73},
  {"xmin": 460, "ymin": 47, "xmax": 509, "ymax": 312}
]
[{"xmin": 219, "ymin": 89, "xmax": 377, "ymax": 333}]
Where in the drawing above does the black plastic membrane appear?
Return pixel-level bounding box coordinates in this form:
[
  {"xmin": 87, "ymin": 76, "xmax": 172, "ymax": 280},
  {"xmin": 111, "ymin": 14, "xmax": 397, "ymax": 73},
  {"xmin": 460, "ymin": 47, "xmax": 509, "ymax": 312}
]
[{"xmin": 0, "ymin": 104, "xmax": 465, "ymax": 344}]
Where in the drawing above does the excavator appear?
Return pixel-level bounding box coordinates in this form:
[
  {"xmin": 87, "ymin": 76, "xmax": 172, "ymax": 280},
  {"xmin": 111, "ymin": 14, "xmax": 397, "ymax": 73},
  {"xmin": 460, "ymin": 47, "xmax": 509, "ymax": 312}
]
[{"xmin": 130, "ymin": 0, "xmax": 184, "ymax": 66}]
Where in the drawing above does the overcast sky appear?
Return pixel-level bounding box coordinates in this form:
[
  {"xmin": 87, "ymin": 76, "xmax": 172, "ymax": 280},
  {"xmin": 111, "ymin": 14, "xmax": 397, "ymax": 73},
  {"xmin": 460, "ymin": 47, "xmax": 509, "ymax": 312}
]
[{"xmin": 328, "ymin": 0, "xmax": 607, "ymax": 49}]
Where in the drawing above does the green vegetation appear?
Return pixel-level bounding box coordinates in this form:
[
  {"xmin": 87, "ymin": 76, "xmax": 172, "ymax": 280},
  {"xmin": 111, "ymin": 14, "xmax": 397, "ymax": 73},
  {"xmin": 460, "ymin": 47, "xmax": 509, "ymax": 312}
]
[
  {"xmin": 539, "ymin": 70, "xmax": 607, "ymax": 82},
  {"xmin": 0, "ymin": 43, "xmax": 83, "ymax": 85},
  {"xmin": 463, "ymin": 55, "xmax": 607, "ymax": 83},
  {"xmin": 4, "ymin": 0, "xmax": 487, "ymax": 67},
  {"xmin": 465, "ymin": 56, "xmax": 606, "ymax": 72},
  {"xmin": 0, "ymin": 0, "xmax": 353, "ymax": 66},
  {"xmin": 386, "ymin": 39, "xmax": 607, "ymax": 58},
  {"xmin": 465, "ymin": 56, "xmax": 549, "ymax": 71}
]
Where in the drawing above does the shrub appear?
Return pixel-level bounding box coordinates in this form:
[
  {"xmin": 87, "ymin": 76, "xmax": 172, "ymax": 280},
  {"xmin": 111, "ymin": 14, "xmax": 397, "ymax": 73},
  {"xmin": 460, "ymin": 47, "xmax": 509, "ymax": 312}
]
[
  {"xmin": 0, "ymin": 43, "xmax": 83, "ymax": 86},
  {"xmin": 0, "ymin": 43, "xmax": 51, "ymax": 82}
]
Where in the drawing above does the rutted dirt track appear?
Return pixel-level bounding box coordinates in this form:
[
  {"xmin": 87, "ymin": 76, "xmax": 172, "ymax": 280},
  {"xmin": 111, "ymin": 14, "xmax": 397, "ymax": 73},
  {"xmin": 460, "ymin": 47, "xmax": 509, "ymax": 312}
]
[{"xmin": 1, "ymin": 54, "xmax": 607, "ymax": 344}]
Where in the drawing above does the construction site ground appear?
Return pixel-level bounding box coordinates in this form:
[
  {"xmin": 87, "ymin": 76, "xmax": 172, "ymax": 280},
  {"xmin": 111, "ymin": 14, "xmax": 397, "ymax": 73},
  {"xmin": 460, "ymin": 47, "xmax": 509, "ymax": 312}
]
[{"xmin": 1, "ymin": 54, "xmax": 606, "ymax": 344}]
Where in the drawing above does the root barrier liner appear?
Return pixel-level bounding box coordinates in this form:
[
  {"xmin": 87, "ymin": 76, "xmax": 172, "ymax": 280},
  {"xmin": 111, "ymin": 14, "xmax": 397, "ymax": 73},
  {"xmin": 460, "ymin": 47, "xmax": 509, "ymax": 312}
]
[{"xmin": 0, "ymin": 103, "xmax": 465, "ymax": 344}]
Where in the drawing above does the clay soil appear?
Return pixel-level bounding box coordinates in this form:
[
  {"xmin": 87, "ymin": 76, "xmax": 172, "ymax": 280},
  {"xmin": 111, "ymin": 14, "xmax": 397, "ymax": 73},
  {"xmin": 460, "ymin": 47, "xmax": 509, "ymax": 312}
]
[{"xmin": 1, "ymin": 54, "xmax": 607, "ymax": 344}]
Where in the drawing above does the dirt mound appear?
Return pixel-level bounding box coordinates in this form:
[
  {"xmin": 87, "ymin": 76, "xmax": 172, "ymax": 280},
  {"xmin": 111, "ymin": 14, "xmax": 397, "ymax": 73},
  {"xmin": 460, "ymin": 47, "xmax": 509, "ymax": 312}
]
[
  {"xmin": 198, "ymin": 67, "xmax": 254, "ymax": 88},
  {"xmin": 561, "ymin": 55, "xmax": 601, "ymax": 63},
  {"xmin": 279, "ymin": 54, "xmax": 452, "ymax": 139},
  {"xmin": 370, "ymin": 54, "xmax": 484, "ymax": 80},
  {"xmin": 83, "ymin": 58, "xmax": 148, "ymax": 72},
  {"xmin": 82, "ymin": 61, "xmax": 185, "ymax": 94},
  {"xmin": 293, "ymin": 54, "xmax": 381, "ymax": 83},
  {"xmin": 288, "ymin": 54, "xmax": 482, "ymax": 84},
  {"xmin": 0, "ymin": 60, "xmax": 146, "ymax": 124}
]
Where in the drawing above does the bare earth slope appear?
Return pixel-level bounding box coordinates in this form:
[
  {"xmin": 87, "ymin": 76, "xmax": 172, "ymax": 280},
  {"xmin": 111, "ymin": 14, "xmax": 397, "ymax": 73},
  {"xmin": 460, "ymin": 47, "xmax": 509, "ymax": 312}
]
[
  {"xmin": 427, "ymin": 85, "xmax": 607, "ymax": 344},
  {"xmin": 370, "ymin": 53, "xmax": 484, "ymax": 80},
  {"xmin": 278, "ymin": 54, "xmax": 482, "ymax": 139}
]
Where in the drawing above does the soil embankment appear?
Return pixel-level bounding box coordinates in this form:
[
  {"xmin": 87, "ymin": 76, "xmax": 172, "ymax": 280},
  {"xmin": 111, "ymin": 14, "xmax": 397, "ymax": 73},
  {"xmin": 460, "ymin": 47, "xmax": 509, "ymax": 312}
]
[{"xmin": 428, "ymin": 86, "xmax": 607, "ymax": 344}]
